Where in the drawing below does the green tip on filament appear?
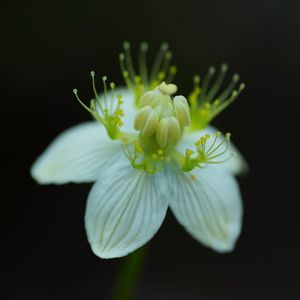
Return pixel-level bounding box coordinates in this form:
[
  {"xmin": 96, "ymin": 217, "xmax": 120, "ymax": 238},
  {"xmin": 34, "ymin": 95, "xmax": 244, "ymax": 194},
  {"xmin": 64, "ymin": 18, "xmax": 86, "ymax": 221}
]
[
  {"xmin": 240, "ymin": 83, "xmax": 246, "ymax": 90},
  {"xmin": 123, "ymin": 41, "xmax": 130, "ymax": 49},
  {"xmin": 233, "ymin": 74, "xmax": 240, "ymax": 82},
  {"xmin": 194, "ymin": 75, "xmax": 200, "ymax": 84},
  {"xmin": 140, "ymin": 42, "xmax": 149, "ymax": 51},
  {"xmin": 208, "ymin": 66, "xmax": 216, "ymax": 75},
  {"xmin": 161, "ymin": 42, "xmax": 169, "ymax": 51},
  {"xmin": 188, "ymin": 63, "xmax": 245, "ymax": 129},
  {"xmin": 221, "ymin": 63, "xmax": 228, "ymax": 72},
  {"xmin": 73, "ymin": 72, "xmax": 124, "ymax": 139},
  {"xmin": 119, "ymin": 42, "xmax": 177, "ymax": 103},
  {"xmin": 119, "ymin": 53, "xmax": 125, "ymax": 61},
  {"xmin": 182, "ymin": 131, "xmax": 232, "ymax": 172}
]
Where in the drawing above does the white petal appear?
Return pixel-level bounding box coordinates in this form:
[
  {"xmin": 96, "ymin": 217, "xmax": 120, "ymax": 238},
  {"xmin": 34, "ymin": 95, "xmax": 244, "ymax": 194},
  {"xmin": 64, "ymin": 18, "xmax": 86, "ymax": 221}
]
[
  {"xmin": 85, "ymin": 158, "xmax": 169, "ymax": 259},
  {"xmin": 31, "ymin": 122, "xmax": 123, "ymax": 184},
  {"xmin": 178, "ymin": 125, "xmax": 248, "ymax": 175},
  {"xmin": 166, "ymin": 164, "xmax": 243, "ymax": 252}
]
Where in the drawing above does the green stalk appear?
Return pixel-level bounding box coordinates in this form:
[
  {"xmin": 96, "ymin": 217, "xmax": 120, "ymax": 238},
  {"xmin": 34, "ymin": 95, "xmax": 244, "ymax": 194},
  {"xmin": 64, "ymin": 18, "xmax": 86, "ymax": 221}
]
[{"xmin": 112, "ymin": 246, "xmax": 148, "ymax": 300}]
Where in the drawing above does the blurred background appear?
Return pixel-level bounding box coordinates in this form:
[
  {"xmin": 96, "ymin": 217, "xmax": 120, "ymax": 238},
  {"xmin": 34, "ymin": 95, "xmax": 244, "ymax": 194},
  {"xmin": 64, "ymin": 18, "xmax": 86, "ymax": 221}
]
[{"xmin": 1, "ymin": 0, "xmax": 300, "ymax": 299}]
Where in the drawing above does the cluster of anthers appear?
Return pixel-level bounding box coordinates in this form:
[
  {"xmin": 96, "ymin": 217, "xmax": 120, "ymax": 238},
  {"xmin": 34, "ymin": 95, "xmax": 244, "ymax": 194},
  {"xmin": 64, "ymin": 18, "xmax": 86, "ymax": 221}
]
[
  {"xmin": 73, "ymin": 42, "xmax": 245, "ymax": 174},
  {"xmin": 182, "ymin": 132, "xmax": 232, "ymax": 172},
  {"xmin": 188, "ymin": 64, "xmax": 245, "ymax": 129},
  {"xmin": 73, "ymin": 72, "xmax": 124, "ymax": 139}
]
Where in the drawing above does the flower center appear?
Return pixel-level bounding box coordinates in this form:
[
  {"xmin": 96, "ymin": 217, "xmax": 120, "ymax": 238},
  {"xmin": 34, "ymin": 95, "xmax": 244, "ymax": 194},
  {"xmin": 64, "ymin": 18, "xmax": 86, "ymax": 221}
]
[{"xmin": 134, "ymin": 82, "xmax": 191, "ymax": 151}]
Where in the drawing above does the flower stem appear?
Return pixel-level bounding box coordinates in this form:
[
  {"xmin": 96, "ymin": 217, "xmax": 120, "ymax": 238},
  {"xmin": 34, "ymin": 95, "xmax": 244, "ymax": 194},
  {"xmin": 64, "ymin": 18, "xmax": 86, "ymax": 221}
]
[{"xmin": 112, "ymin": 246, "xmax": 148, "ymax": 300}]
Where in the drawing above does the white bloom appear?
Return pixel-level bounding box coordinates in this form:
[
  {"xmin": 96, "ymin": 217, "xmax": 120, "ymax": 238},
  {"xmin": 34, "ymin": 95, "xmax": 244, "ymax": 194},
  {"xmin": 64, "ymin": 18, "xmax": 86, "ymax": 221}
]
[{"xmin": 31, "ymin": 42, "xmax": 247, "ymax": 258}]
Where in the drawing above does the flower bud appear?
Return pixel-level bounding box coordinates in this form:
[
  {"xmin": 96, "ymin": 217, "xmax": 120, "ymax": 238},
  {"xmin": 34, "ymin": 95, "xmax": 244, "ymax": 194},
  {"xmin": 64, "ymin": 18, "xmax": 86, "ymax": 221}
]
[
  {"xmin": 156, "ymin": 116, "xmax": 181, "ymax": 148},
  {"xmin": 173, "ymin": 95, "xmax": 191, "ymax": 127}
]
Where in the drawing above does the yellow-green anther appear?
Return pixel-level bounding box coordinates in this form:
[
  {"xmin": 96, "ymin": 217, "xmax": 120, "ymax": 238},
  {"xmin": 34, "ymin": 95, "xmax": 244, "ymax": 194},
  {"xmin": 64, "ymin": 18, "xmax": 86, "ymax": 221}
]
[
  {"xmin": 135, "ymin": 82, "xmax": 192, "ymax": 150},
  {"xmin": 156, "ymin": 116, "xmax": 181, "ymax": 147},
  {"xmin": 173, "ymin": 95, "xmax": 191, "ymax": 127},
  {"xmin": 155, "ymin": 96, "xmax": 174, "ymax": 118},
  {"xmin": 140, "ymin": 90, "xmax": 161, "ymax": 108},
  {"xmin": 134, "ymin": 106, "xmax": 159, "ymax": 137}
]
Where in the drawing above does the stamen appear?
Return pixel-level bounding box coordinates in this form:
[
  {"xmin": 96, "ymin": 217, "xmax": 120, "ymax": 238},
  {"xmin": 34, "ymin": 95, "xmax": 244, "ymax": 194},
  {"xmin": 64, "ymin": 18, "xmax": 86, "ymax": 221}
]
[
  {"xmin": 165, "ymin": 65, "xmax": 177, "ymax": 83},
  {"xmin": 199, "ymin": 66, "xmax": 216, "ymax": 102},
  {"xmin": 203, "ymin": 132, "xmax": 231, "ymax": 163},
  {"xmin": 90, "ymin": 71, "xmax": 98, "ymax": 97},
  {"xmin": 73, "ymin": 73, "xmax": 124, "ymax": 139},
  {"xmin": 119, "ymin": 53, "xmax": 134, "ymax": 90},
  {"xmin": 182, "ymin": 132, "xmax": 232, "ymax": 171},
  {"xmin": 123, "ymin": 41, "xmax": 136, "ymax": 82},
  {"xmin": 73, "ymin": 89, "xmax": 91, "ymax": 112},
  {"xmin": 206, "ymin": 131, "xmax": 220, "ymax": 154},
  {"xmin": 188, "ymin": 74, "xmax": 201, "ymax": 106},
  {"xmin": 109, "ymin": 82, "xmax": 115, "ymax": 112},
  {"xmin": 188, "ymin": 64, "xmax": 245, "ymax": 129},
  {"xmin": 194, "ymin": 74, "xmax": 201, "ymax": 87},
  {"xmin": 119, "ymin": 53, "xmax": 126, "ymax": 75},
  {"xmin": 161, "ymin": 51, "xmax": 172, "ymax": 78},
  {"xmin": 123, "ymin": 140, "xmax": 161, "ymax": 174},
  {"xmin": 149, "ymin": 42, "xmax": 169, "ymax": 83},
  {"xmin": 139, "ymin": 42, "xmax": 149, "ymax": 83},
  {"xmin": 212, "ymin": 83, "xmax": 245, "ymax": 117},
  {"xmin": 205, "ymin": 63, "xmax": 228, "ymax": 103},
  {"xmin": 119, "ymin": 42, "xmax": 176, "ymax": 103},
  {"xmin": 102, "ymin": 76, "xmax": 109, "ymax": 109},
  {"xmin": 90, "ymin": 71, "xmax": 104, "ymax": 112},
  {"xmin": 218, "ymin": 73, "xmax": 240, "ymax": 102}
]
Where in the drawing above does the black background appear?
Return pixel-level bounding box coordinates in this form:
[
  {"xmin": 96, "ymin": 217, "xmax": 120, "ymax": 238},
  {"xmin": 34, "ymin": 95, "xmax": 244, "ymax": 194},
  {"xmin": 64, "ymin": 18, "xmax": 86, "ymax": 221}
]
[{"xmin": 2, "ymin": 0, "xmax": 300, "ymax": 299}]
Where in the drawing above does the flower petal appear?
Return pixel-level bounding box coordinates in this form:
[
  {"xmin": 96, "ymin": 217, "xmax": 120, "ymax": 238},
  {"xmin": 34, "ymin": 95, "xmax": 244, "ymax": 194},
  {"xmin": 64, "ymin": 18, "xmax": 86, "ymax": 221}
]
[
  {"xmin": 31, "ymin": 122, "xmax": 122, "ymax": 184},
  {"xmin": 85, "ymin": 158, "xmax": 169, "ymax": 259},
  {"xmin": 166, "ymin": 164, "xmax": 243, "ymax": 252},
  {"xmin": 178, "ymin": 125, "xmax": 248, "ymax": 175}
]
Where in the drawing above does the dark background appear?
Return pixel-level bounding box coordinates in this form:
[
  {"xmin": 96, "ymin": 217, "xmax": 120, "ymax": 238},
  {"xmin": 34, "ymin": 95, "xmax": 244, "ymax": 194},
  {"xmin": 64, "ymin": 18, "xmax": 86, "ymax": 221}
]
[{"xmin": 2, "ymin": 0, "xmax": 300, "ymax": 299}]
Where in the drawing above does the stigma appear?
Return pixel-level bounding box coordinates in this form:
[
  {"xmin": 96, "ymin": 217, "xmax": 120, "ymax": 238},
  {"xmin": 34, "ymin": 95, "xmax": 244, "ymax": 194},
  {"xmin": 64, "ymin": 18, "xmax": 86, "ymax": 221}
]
[{"xmin": 134, "ymin": 82, "xmax": 191, "ymax": 149}]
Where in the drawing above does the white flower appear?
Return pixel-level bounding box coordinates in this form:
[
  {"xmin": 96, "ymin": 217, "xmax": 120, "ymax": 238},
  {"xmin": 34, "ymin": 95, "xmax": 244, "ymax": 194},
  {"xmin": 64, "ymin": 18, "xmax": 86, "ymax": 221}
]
[{"xmin": 31, "ymin": 42, "xmax": 247, "ymax": 259}]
